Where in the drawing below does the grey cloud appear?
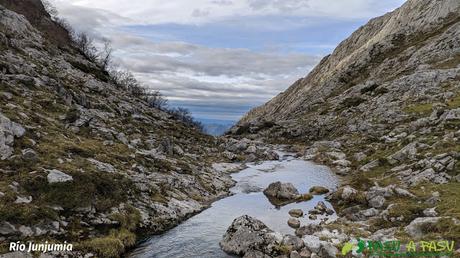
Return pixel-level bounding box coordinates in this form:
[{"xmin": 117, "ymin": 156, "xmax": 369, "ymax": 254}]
[
  {"xmin": 115, "ymin": 38, "xmax": 320, "ymax": 78},
  {"xmin": 192, "ymin": 9, "xmax": 211, "ymax": 17},
  {"xmin": 247, "ymin": 0, "xmax": 310, "ymax": 12},
  {"xmin": 210, "ymin": 0, "xmax": 234, "ymax": 6}
]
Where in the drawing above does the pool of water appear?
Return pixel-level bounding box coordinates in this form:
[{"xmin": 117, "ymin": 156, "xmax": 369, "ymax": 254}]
[{"xmin": 128, "ymin": 153, "xmax": 339, "ymax": 258}]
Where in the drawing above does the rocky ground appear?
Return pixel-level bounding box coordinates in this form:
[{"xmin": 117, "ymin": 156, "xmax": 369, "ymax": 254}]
[
  {"xmin": 228, "ymin": 0, "xmax": 460, "ymax": 257},
  {"xmin": 0, "ymin": 1, "xmax": 280, "ymax": 257}
]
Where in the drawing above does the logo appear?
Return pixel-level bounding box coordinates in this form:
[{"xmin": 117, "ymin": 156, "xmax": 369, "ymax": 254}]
[{"xmin": 341, "ymin": 239, "xmax": 455, "ymax": 257}]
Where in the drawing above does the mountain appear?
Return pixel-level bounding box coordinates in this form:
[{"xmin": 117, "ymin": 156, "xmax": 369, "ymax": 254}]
[
  {"xmin": 232, "ymin": 0, "xmax": 460, "ymax": 246},
  {"xmin": 201, "ymin": 119, "xmax": 234, "ymax": 136},
  {"xmin": 0, "ymin": 1, "xmax": 260, "ymax": 256}
]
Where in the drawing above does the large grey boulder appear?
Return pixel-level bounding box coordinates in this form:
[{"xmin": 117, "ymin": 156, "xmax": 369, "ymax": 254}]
[
  {"xmin": 405, "ymin": 217, "xmax": 441, "ymax": 238},
  {"xmin": 263, "ymin": 182, "xmax": 300, "ymax": 205},
  {"xmin": 220, "ymin": 215, "xmax": 281, "ymax": 257},
  {"xmin": 0, "ymin": 113, "xmax": 25, "ymax": 160}
]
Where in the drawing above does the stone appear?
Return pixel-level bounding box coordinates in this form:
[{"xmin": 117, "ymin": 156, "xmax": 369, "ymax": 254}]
[
  {"xmin": 246, "ymin": 145, "xmax": 257, "ymax": 154},
  {"xmin": 21, "ymin": 148, "xmax": 37, "ymax": 161},
  {"xmin": 359, "ymin": 160, "xmax": 379, "ymax": 172},
  {"xmin": 243, "ymin": 250, "xmax": 271, "ymax": 258},
  {"xmin": 0, "ymin": 112, "xmax": 26, "ymax": 160},
  {"xmin": 368, "ymin": 195, "xmax": 385, "ymax": 208},
  {"xmin": 332, "ymin": 159, "xmax": 351, "ymax": 167},
  {"xmin": 318, "ymin": 242, "xmax": 338, "ymax": 258},
  {"xmin": 298, "ymin": 248, "xmax": 311, "ymax": 258},
  {"xmin": 295, "ymin": 224, "xmax": 322, "ymax": 237},
  {"xmin": 282, "ymin": 235, "xmax": 304, "ymax": 251},
  {"xmin": 18, "ymin": 225, "xmax": 33, "ymax": 237},
  {"xmin": 289, "ymin": 209, "xmax": 303, "ymax": 218},
  {"xmin": 405, "ymin": 217, "xmax": 441, "ymax": 238},
  {"xmin": 423, "ymin": 207, "xmax": 438, "ymax": 217},
  {"xmin": 47, "ymin": 169, "xmax": 73, "ymax": 184},
  {"xmin": 290, "ymin": 250, "xmax": 301, "ymax": 258},
  {"xmin": 314, "ymin": 201, "xmax": 327, "ymax": 212},
  {"xmin": 14, "ymin": 196, "xmax": 32, "ymax": 204},
  {"xmin": 308, "ymin": 214, "xmax": 317, "ymax": 220},
  {"xmin": 220, "ymin": 215, "xmax": 280, "ymax": 256},
  {"xmin": 288, "ymin": 218, "xmax": 301, "ymax": 229},
  {"xmin": 87, "ymin": 158, "xmax": 116, "ymax": 173},
  {"xmin": 325, "ymin": 209, "xmax": 334, "ymax": 215},
  {"xmin": 0, "ymin": 222, "xmax": 16, "ymax": 235},
  {"xmin": 263, "ymin": 182, "xmax": 300, "ymax": 204},
  {"xmin": 341, "ymin": 186, "xmax": 358, "ymax": 200},
  {"xmin": 388, "ymin": 142, "xmax": 420, "ymax": 164},
  {"xmin": 309, "ymin": 186, "xmax": 330, "ymax": 195},
  {"xmin": 353, "ymin": 152, "xmax": 367, "ymax": 162}
]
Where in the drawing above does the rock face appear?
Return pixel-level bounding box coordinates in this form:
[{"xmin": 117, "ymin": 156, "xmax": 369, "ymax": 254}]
[{"xmin": 235, "ymin": 0, "xmax": 460, "ymax": 139}]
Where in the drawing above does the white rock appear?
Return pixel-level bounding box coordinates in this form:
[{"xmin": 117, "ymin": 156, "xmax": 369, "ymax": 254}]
[{"xmin": 47, "ymin": 169, "xmax": 73, "ymax": 184}]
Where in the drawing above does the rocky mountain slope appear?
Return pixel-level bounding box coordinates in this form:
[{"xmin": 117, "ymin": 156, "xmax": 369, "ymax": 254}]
[
  {"xmin": 0, "ymin": 1, "xmax": 282, "ymax": 257},
  {"xmin": 232, "ymin": 0, "xmax": 460, "ymax": 253}
]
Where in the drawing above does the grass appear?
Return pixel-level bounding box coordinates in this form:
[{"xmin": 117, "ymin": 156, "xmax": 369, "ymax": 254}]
[
  {"xmin": 78, "ymin": 206, "xmax": 141, "ymax": 257},
  {"xmin": 448, "ymin": 94, "xmax": 460, "ymax": 109},
  {"xmin": 403, "ymin": 103, "xmax": 434, "ymax": 115}
]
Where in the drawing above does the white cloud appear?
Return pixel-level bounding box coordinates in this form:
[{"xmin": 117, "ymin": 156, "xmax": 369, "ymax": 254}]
[
  {"xmin": 52, "ymin": 0, "xmax": 405, "ymax": 25},
  {"xmin": 49, "ymin": 0, "xmax": 405, "ymax": 121}
]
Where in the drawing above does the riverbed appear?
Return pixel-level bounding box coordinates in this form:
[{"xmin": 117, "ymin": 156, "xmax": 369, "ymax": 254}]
[{"xmin": 128, "ymin": 153, "xmax": 339, "ymax": 258}]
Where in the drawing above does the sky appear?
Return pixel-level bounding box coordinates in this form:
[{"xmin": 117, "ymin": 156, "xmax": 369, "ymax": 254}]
[{"xmin": 49, "ymin": 0, "xmax": 406, "ymax": 123}]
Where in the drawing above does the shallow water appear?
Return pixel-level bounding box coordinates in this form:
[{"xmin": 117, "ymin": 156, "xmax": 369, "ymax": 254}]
[{"xmin": 128, "ymin": 154, "xmax": 338, "ymax": 258}]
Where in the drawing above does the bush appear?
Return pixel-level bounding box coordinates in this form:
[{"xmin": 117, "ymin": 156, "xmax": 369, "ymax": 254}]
[
  {"xmin": 43, "ymin": 0, "xmax": 203, "ymax": 132},
  {"xmin": 167, "ymin": 107, "xmax": 204, "ymax": 131}
]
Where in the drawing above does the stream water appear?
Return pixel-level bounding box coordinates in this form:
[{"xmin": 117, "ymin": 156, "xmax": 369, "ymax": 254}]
[{"xmin": 128, "ymin": 153, "xmax": 339, "ymax": 258}]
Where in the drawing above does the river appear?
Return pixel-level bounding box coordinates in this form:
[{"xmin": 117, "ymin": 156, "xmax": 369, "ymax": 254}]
[{"xmin": 128, "ymin": 153, "xmax": 339, "ymax": 258}]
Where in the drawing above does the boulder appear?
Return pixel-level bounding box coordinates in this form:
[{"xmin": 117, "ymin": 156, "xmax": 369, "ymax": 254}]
[
  {"xmin": 405, "ymin": 217, "xmax": 441, "ymax": 238},
  {"xmin": 309, "ymin": 186, "xmax": 330, "ymax": 195},
  {"xmin": 47, "ymin": 169, "xmax": 73, "ymax": 184},
  {"xmin": 21, "ymin": 148, "xmax": 37, "ymax": 161},
  {"xmin": 368, "ymin": 195, "xmax": 386, "ymax": 208},
  {"xmin": 0, "ymin": 113, "xmax": 25, "ymax": 160},
  {"xmin": 288, "ymin": 209, "xmax": 303, "ymax": 218},
  {"xmin": 87, "ymin": 158, "xmax": 116, "ymax": 173},
  {"xmin": 282, "ymin": 235, "xmax": 304, "ymax": 251},
  {"xmin": 220, "ymin": 215, "xmax": 281, "ymax": 256},
  {"xmin": 263, "ymin": 182, "xmax": 300, "ymax": 205},
  {"xmin": 288, "ymin": 218, "xmax": 301, "ymax": 229},
  {"xmin": 295, "ymin": 224, "xmax": 322, "ymax": 237}
]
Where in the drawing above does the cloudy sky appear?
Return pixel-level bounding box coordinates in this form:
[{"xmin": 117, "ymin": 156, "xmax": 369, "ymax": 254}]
[{"xmin": 49, "ymin": 0, "xmax": 405, "ymax": 123}]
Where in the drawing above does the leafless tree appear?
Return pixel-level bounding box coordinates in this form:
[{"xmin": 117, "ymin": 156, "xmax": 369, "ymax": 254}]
[
  {"xmin": 74, "ymin": 32, "xmax": 99, "ymax": 62},
  {"xmin": 99, "ymin": 39, "xmax": 113, "ymax": 71},
  {"xmin": 42, "ymin": 0, "xmax": 59, "ymax": 19},
  {"xmin": 146, "ymin": 90, "xmax": 168, "ymax": 110}
]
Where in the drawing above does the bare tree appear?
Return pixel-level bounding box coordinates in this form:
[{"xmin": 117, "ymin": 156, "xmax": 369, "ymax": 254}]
[
  {"xmin": 42, "ymin": 0, "xmax": 59, "ymax": 19},
  {"xmin": 146, "ymin": 90, "xmax": 168, "ymax": 110},
  {"xmin": 74, "ymin": 32, "xmax": 98, "ymax": 62},
  {"xmin": 99, "ymin": 39, "xmax": 113, "ymax": 71}
]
